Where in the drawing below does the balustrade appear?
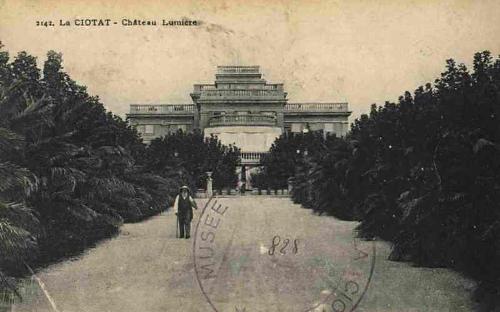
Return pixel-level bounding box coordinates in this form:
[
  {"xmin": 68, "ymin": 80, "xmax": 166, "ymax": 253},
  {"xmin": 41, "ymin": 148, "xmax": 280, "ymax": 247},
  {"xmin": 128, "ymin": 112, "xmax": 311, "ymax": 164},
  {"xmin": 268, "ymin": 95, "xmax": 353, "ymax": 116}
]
[
  {"xmin": 208, "ymin": 114, "xmax": 277, "ymax": 127},
  {"xmin": 284, "ymin": 103, "xmax": 348, "ymax": 112},
  {"xmin": 129, "ymin": 104, "xmax": 195, "ymax": 114},
  {"xmin": 193, "ymin": 84, "xmax": 217, "ymax": 91},
  {"xmin": 240, "ymin": 152, "xmax": 267, "ymax": 163},
  {"xmin": 201, "ymin": 89, "xmax": 283, "ymax": 97},
  {"xmin": 217, "ymin": 66, "xmax": 260, "ymax": 74}
]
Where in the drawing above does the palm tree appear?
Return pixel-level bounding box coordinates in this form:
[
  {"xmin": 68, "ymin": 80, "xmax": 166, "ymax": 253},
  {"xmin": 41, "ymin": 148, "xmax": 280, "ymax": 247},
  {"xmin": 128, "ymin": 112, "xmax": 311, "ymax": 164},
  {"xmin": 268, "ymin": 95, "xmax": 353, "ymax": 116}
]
[{"xmin": 0, "ymin": 78, "xmax": 42, "ymax": 304}]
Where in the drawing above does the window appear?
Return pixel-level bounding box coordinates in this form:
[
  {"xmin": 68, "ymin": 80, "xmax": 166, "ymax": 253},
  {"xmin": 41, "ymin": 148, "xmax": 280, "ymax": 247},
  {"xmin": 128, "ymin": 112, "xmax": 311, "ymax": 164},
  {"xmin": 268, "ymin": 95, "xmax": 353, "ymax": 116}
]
[
  {"xmin": 334, "ymin": 123, "xmax": 342, "ymax": 135},
  {"xmin": 167, "ymin": 125, "xmax": 183, "ymax": 134},
  {"xmin": 261, "ymin": 111, "xmax": 276, "ymax": 116},
  {"xmin": 324, "ymin": 123, "xmax": 334, "ymax": 133},
  {"xmin": 144, "ymin": 125, "xmax": 155, "ymax": 134},
  {"xmin": 136, "ymin": 125, "xmax": 145, "ymax": 133},
  {"xmin": 212, "ymin": 111, "xmax": 228, "ymax": 116},
  {"xmin": 291, "ymin": 123, "xmax": 303, "ymax": 133}
]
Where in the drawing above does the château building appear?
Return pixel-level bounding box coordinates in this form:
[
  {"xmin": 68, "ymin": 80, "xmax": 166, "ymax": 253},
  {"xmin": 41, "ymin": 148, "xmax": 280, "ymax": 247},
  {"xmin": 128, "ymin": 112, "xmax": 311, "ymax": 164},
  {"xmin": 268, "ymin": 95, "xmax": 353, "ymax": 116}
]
[{"xmin": 126, "ymin": 66, "xmax": 351, "ymax": 187}]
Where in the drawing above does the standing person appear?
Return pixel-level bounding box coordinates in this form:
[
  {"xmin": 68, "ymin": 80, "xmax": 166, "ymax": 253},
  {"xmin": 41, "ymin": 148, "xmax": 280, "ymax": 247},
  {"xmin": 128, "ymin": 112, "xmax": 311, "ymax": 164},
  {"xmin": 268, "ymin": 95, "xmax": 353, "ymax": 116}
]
[{"xmin": 173, "ymin": 186, "xmax": 198, "ymax": 239}]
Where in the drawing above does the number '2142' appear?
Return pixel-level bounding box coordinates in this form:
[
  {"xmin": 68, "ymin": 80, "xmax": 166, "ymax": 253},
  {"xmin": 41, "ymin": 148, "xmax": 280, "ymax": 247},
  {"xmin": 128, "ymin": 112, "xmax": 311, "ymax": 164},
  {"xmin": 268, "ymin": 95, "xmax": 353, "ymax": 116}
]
[{"xmin": 268, "ymin": 235, "xmax": 298, "ymax": 255}]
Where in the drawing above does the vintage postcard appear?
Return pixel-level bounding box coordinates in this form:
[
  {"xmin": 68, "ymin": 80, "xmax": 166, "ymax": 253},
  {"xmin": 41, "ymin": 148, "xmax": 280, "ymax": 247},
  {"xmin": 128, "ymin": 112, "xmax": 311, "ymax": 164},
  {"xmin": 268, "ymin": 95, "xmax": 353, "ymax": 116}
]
[{"xmin": 0, "ymin": 1, "xmax": 499, "ymax": 311}]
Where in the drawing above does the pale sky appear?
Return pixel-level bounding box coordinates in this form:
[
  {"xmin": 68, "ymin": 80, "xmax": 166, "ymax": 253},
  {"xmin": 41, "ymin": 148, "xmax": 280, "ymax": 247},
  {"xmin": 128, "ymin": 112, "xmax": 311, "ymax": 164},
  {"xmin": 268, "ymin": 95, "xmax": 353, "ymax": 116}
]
[{"xmin": 1, "ymin": 0, "xmax": 499, "ymax": 123}]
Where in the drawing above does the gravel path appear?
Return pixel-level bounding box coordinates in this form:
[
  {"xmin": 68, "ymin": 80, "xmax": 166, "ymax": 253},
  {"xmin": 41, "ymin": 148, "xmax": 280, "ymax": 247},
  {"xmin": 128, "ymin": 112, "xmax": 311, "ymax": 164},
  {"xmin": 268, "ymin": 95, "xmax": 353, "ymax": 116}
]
[{"xmin": 13, "ymin": 197, "xmax": 474, "ymax": 312}]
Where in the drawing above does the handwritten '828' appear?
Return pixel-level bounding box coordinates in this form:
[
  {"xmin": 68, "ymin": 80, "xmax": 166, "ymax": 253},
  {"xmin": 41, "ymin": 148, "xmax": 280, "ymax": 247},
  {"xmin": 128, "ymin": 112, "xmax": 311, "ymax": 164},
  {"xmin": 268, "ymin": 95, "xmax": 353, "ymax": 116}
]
[{"xmin": 268, "ymin": 235, "xmax": 299, "ymax": 255}]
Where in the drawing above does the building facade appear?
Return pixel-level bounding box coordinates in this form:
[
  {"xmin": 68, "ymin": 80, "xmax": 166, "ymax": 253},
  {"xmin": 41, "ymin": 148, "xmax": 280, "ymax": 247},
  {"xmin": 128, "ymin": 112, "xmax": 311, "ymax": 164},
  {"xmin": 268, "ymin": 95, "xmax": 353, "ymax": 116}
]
[{"xmin": 126, "ymin": 66, "xmax": 351, "ymax": 187}]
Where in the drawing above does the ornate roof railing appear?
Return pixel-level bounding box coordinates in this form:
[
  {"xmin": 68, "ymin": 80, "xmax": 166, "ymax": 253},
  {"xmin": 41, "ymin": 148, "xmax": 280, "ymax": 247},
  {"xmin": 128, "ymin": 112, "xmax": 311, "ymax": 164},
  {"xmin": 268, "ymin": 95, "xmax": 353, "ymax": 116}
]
[
  {"xmin": 129, "ymin": 104, "xmax": 195, "ymax": 114},
  {"xmin": 284, "ymin": 102, "xmax": 349, "ymax": 112},
  {"xmin": 208, "ymin": 114, "xmax": 277, "ymax": 127},
  {"xmin": 128, "ymin": 102, "xmax": 349, "ymax": 116},
  {"xmin": 240, "ymin": 152, "xmax": 267, "ymax": 164},
  {"xmin": 200, "ymin": 89, "xmax": 284, "ymax": 98},
  {"xmin": 193, "ymin": 84, "xmax": 218, "ymax": 91},
  {"xmin": 193, "ymin": 84, "xmax": 283, "ymax": 92},
  {"xmin": 217, "ymin": 66, "xmax": 260, "ymax": 74}
]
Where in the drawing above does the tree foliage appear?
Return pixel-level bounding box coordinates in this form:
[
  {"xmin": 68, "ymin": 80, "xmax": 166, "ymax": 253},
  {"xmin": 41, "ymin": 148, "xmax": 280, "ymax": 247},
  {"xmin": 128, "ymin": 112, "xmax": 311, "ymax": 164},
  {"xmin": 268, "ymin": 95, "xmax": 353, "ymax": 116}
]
[
  {"xmin": 0, "ymin": 45, "xmax": 179, "ymax": 283},
  {"xmin": 252, "ymin": 131, "xmax": 326, "ymax": 190},
  {"xmin": 0, "ymin": 44, "xmax": 242, "ymax": 295},
  {"xmin": 260, "ymin": 51, "xmax": 500, "ymax": 309},
  {"xmin": 145, "ymin": 131, "xmax": 240, "ymax": 192}
]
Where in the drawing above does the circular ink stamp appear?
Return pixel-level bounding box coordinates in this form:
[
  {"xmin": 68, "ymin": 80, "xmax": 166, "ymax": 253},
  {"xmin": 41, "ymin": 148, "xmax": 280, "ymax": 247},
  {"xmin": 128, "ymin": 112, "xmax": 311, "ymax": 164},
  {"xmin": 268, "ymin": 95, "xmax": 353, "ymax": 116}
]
[{"xmin": 193, "ymin": 196, "xmax": 375, "ymax": 312}]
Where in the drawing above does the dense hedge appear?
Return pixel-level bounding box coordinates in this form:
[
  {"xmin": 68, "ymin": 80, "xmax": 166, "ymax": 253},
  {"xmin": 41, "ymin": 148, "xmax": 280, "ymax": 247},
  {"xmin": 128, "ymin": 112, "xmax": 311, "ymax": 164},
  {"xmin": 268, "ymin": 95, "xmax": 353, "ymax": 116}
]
[
  {"xmin": 0, "ymin": 46, "xmax": 184, "ymax": 280},
  {"xmin": 259, "ymin": 51, "xmax": 500, "ymax": 310},
  {"xmin": 145, "ymin": 131, "xmax": 240, "ymax": 192},
  {"xmin": 0, "ymin": 44, "xmax": 243, "ymax": 299}
]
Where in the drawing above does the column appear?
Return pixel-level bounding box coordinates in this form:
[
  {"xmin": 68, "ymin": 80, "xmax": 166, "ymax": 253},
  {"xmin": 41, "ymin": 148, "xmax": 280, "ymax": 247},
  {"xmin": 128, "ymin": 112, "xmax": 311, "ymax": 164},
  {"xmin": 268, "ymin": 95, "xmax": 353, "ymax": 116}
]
[
  {"xmin": 206, "ymin": 171, "xmax": 213, "ymax": 197},
  {"xmin": 245, "ymin": 166, "xmax": 252, "ymax": 189}
]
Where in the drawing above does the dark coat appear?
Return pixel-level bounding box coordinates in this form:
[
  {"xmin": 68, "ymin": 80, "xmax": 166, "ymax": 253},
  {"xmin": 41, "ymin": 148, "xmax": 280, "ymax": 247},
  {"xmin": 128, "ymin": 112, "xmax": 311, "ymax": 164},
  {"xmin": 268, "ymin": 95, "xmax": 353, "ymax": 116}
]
[{"xmin": 175, "ymin": 194, "xmax": 196, "ymax": 222}]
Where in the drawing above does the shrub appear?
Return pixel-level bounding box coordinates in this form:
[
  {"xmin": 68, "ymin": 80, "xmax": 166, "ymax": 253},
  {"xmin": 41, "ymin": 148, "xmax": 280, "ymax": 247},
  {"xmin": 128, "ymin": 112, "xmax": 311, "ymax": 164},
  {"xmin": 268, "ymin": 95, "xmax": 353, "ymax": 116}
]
[{"xmin": 260, "ymin": 51, "xmax": 500, "ymax": 310}]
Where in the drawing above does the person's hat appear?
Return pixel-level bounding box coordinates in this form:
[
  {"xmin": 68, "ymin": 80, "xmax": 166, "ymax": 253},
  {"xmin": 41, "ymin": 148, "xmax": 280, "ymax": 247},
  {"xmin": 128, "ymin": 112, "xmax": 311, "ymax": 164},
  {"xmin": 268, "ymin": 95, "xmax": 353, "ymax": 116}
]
[{"xmin": 179, "ymin": 185, "xmax": 190, "ymax": 191}]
